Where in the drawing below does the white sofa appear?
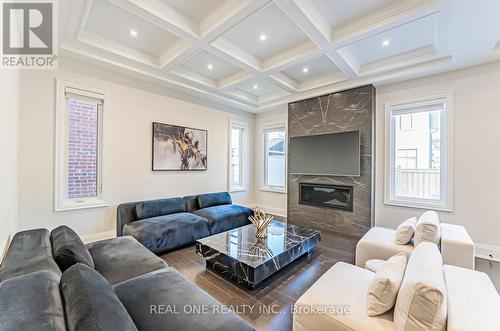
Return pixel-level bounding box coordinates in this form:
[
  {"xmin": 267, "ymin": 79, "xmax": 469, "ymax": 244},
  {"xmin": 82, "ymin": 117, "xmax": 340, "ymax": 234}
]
[
  {"xmin": 356, "ymin": 223, "xmax": 475, "ymax": 270},
  {"xmin": 294, "ymin": 257, "xmax": 500, "ymax": 331}
]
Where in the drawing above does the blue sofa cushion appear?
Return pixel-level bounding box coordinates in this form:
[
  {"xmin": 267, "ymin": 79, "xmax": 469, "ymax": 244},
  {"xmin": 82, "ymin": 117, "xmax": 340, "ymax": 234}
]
[
  {"xmin": 87, "ymin": 236, "xmax": 168, "ymax": 285},
  {"xmin": 0, "ymin": 270, "xmax": 66, "ymax": 331},
  {"xmin": 135, "ymin": 197, "xmax": 185, "ymax": 220},
  {"xmin": 197, "ymin": 192, "xmax": 232, "ymax": 209},
  {"xmin": 61, "ymin": 264, "xmax": 138, "ymax": 331},
  {"xmin": 193, "ymin": 204, "xmax": 252, "ymax": 235},
  {"xmin": 0, "ymin": 229, "xmax": 61, "ymax": 282},
  {"xmin": 51, "ymin": 225, "xmax": 94, "ymax": 272},
  {"xmin": 114, "ymin": 268, "xmax": 254, "ymax": 331},
  {"xmin": 123, "ymin": 213, "xmax": 210, "ymax": 254}
]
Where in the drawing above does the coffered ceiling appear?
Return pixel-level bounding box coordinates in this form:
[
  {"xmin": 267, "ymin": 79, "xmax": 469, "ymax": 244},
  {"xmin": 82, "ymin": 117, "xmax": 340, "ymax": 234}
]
[{"xmin": 60, "ymin": 0, "xmax": 500, "ymax": 113}]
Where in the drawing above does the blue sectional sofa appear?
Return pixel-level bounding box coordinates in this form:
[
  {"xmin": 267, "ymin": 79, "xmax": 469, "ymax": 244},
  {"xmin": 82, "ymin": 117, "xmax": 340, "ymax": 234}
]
[
  {"xmin": 117, "ymin": 192, "xmax": 253, "ymax": 254},
  {"xmin": 0, "ymin": 226, "xmax": 254, "ymax": 331}
]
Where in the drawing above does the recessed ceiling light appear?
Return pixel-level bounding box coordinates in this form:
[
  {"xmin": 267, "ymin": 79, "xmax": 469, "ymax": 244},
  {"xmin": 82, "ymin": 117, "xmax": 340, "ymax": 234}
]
[
  {"xmin": 259, "ymin": 34, "xmax": 267, "ymax": 41},
  {"xmin": 382, "ymin": 39, "xmax": 390, "ymax": 47},
  {"xmin": 207, "ymin": 64, "xmax": 213, "ymax": 70},
  {"xmin": 302, "ymin": 67, "xmax": 309, "ymax": 73},
  {"xmin": 253, "ymin": 84, "xmax": 259, "ymax": 90},
  {"xmin": 129, "ymin": 30, "xmax": 138, "ymax": 37}
]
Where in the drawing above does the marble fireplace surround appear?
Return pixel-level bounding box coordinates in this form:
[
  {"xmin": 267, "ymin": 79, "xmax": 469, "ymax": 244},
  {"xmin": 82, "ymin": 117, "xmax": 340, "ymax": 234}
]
[{"xmin": 287, "ymin": 85, "xmax": 375, "ymax": 238}]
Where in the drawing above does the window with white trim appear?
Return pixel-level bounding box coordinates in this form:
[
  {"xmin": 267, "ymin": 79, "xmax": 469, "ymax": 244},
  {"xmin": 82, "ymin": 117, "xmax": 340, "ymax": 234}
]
[
  {"xmin": 229, "ymin": 120, "xmax": 247, "ymax": 191},
  {"xmin": 263, "ymin": 125, "xmax": 286, "ymax": 191},
  {"xmin": 385, "ymin": 94, "xmax": 453, "ymax": 211},
  {"xmin": 55, "ymin": 81, "xmax": 109, "ymax": 211}
]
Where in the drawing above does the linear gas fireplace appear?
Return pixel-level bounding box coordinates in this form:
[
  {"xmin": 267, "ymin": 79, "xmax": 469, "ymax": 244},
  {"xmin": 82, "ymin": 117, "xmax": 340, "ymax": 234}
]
[{"xmin": 299, "ymin": 183, "xmax": 353, "ymax": 211}]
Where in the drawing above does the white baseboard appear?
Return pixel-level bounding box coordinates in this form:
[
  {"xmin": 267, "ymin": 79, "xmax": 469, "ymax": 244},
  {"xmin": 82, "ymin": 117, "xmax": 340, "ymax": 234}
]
[
  {"xmin": 476, "ymin": 243, "xmax": 500, "ymax": 262},
  {"xmin": 251, "ymin": 204, "xmax": 287, "ymax": 218},
  {"xmin": 81, "ymin": 230, "xmax": 116, "ymax": 244}
]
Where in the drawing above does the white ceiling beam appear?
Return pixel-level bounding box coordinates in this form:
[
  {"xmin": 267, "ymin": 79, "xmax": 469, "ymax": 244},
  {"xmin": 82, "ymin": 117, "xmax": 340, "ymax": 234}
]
[
  {"xmin": 123, "ymin": 0, "xmax": 199, "ymax": 39},
  {"xmin": 262, "ymin": 41, "xmax": 321, "ymax": 73},
  {"xmin": 267, "ymin": 73, "xmax": 299, "ymax": 93},
  {"xmin": 77, "ymin": 30, "xmax": 160, "ymax": 68},
  {"xmin": 200, "ymin": 0, "xmax": 272, "ymax": 39},
  {"xmin": 159, "ymin": 40, "xmax": 198, "ymax": 70},
  {"xmin": 332, "ymin": 0, "xmax": 439, "ymax": 47},
  {"xmin": 209, "ymin": 39, "xmax": 261, "ymax": 72},
  {"xmin": 219, "ymin": 71, "xmax": 254, "ymax": 89},
  {"xmin": 274, "ymin": 0, "xmax": 357, "ymax": 78}
]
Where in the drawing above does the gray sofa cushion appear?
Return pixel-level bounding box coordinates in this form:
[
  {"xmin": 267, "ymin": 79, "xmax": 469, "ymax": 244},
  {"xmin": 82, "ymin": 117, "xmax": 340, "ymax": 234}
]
[
  {"xmin": 61, "ymin": 263, "xmax": 138, "ymax": 331},
  {"xmin": 87, "ymin": 236, "xmax": 168, "ymax": 285},
  {"xmin": 51, "ymin": 225, "xmax": 94, "ymax": 272},
  {"xmin": 135, "ymin": 197, "xmax": 185, "ymax": 220},
  {"xmin": 123, "ymin": 212, "xmax": 210, "ymax": 254},
  {"xmin": 0, "ymin": 229, "xmax": 61, "ymax": 282},
  {"xmin": 183, "ymin": 195, "xmax": 199, "ymax": 212},
  {"xmin": 114, "ymin": 268, "xmax": 254, "ymax": 331},
  {"xmin": 193, "ymin": 204, "xmax": 252, "ymax": 235},
  {"xmin": 197, "ymin": 192, "xmax": 232, "ymax": 209},
  {"xmin": 0, "ymin": 270, "xmax": 66, "ymax": 331}
]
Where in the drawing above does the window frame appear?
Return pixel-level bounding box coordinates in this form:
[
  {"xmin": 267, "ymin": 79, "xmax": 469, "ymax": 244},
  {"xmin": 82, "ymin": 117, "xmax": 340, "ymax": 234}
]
[
  {"xmin": 55, "ymin": 80, "xmax": 110, "ymax": 212},
  {"xmin": 228, "ymin": 119, "xmax": 247, "ymax": 192},
  {"xmin": 384, "ymin": 93, "xmax": 454, "ymax": 211},
  {"xmin": 261, "ymin": 122, "xmax": 287, "ymax": 193}
]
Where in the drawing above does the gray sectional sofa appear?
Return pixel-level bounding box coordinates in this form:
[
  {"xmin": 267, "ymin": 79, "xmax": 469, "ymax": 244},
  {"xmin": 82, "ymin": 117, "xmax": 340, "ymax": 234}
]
[
  {"xmin": 117, "ymin": 192, "xmax": 253, "ymax": 254},
  {"xmin": 0, "ymin": 226, "xmax": 254, "ymax": 331}
]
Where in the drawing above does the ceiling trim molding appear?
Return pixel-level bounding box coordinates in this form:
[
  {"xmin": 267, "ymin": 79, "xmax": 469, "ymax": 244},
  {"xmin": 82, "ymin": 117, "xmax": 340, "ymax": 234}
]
[{"xmin": 60, "ymin": 0, "xmax": 500, "ymax": 113}]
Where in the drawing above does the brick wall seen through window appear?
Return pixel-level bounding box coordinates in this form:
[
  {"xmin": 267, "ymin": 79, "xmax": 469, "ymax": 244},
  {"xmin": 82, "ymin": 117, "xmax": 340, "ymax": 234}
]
[{"xmin": 67, "ymin": 99, "xmax": 99, "ymax": 199}]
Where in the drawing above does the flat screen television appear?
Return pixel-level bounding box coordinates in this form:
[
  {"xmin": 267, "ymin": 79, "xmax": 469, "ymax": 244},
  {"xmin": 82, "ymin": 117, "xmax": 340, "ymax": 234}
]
[{"xmin": 289, "ymin": 130, "xmax": 360, "ymax": 176}]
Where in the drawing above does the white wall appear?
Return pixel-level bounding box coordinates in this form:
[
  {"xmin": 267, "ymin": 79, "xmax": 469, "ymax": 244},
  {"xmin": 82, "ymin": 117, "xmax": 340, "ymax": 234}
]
[
  {"xmin": 253, "ymin": 107, "xmax": 288, "ymax": 216},
  {"xmin": 17, "ymin": 59, "xmax": 254, "ymax": 239},
  {"xmin": 0, "ymin": 70, "xmax": 20, "ymax": 260},
  {"xmin": 375, "ymin": 61, "xmax": 500, "ymax": 251}
]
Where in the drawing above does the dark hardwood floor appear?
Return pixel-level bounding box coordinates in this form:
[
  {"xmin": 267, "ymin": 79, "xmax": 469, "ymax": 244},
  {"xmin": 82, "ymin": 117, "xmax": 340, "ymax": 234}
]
[
  {"xmin": 160, "ymin": 221, "xmax": 500, "ymax": 331},
  {"xmin": 160, "ymin": 229, "xmax": 358, "ymax": 331}
]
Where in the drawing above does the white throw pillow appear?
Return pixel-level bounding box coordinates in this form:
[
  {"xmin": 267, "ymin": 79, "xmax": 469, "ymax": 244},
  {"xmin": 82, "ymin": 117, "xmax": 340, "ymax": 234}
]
[
  {"xmin": 395, "ymin": 217, "xmax": 418, "ymax": 245},
  {"xmin": 414, "ymin": 211, "xmax": 441, "ymax": 246},
  {"xmin": 394, "ymin": 242, "xmax": 447, "ymax": 331},
  {"xmin": 366, "ymin": 252, "xmax": 407, "ymax": 316}
]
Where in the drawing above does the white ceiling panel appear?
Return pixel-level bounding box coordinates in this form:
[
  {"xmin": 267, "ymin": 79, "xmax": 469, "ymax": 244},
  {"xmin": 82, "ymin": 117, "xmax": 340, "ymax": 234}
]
[
  {"xmin": 179, "ymin": 50, "xmax": 243, "ymax": 82},
  {"xmin": 281, "ymin": 56, "xmax": 345, "ymax": 85},
  {"xmin": 221, "ymin": 3, "xmax": 310, "ymax": 61},
  {"xmin": 312, "ymin": 0, "xmax": 402, "ymax": 29},
  {"xmin": 61, "ymin": 0, "xmax": 500, "ymax": 112},
  {"xmin": 160, "ymin": 0, "xmax": 227, "ymax": 23},
  {"xmin": 338, "ymin": 14, "xmax": 438, "ymax": 69},
  {"xmin": 234, "ymin": 78, "xmax": 285, "ymax": 97},
  {"xmin": 84, "ymin": 0, "xmax": 180, "ymax": 57}
]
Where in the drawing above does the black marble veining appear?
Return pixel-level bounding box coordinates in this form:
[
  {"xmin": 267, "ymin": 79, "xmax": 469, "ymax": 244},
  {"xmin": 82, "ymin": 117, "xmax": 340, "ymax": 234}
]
[
  {"xmin": 288, "ymin": 85, "xmax": 375, "ymax": 237},
  {"xmin": 196, "ymin": 220, "xmax": 321, "ymax": 289}
]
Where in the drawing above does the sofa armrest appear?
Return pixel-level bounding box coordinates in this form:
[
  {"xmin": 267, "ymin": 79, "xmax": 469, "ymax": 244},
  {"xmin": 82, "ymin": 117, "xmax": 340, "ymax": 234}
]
[
  {"xmin": 355, "ymin": 227, "xmax": 415, "ymax": 268},
  {"xmin": 444, "ymin": 265, "xmax": 500, "ymax": 331},
  {"xmin": 440, "ymin": 223, "xmax": 475, "ymax": 269}
]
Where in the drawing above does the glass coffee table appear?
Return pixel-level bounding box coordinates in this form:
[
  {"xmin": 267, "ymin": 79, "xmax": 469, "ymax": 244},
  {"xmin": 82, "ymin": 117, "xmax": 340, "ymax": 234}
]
[{"xmin": 196, "ymin": 220, "xmax": 321, "ymax": 289}]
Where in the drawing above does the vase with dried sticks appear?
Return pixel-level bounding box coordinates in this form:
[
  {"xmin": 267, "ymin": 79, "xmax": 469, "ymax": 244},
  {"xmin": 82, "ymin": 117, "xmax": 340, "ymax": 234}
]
[{"xmin": 248, "ymin": 208, "xmax": 274, "ymax": 239}]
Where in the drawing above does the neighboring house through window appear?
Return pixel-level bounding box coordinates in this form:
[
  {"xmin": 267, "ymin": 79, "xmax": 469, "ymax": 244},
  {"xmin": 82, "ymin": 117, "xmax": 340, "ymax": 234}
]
[
  {"xmin": 385, "ymin": 94, "xmax": 453, "ymax": 211},
  {"xmin": 263, "ymin": 124, "xmax": 286, "ymax": 191}
]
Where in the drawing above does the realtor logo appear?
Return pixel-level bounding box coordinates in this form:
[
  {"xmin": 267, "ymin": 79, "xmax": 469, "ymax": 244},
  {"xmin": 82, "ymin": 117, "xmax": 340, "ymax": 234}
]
[{"xmin": 1, "ymin": 0, "xmax": 58, "ymax": 69}]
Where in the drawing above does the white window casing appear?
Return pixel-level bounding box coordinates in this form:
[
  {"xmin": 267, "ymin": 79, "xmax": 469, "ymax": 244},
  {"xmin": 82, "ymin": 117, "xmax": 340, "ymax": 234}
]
[
  {"xmin": 384, "ymin": 93, "xmax": 454, "ymax": 211},
  {"xmin": 55, "ymin": 80, "xmax": 110, "ymax": 211}
]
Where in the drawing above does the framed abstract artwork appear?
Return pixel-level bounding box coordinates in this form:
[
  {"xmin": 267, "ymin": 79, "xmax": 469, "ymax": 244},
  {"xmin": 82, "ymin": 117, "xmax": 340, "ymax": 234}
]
[{"xmin": 152, "ymin": 122, "xmax": 208, "ymax": 171}]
